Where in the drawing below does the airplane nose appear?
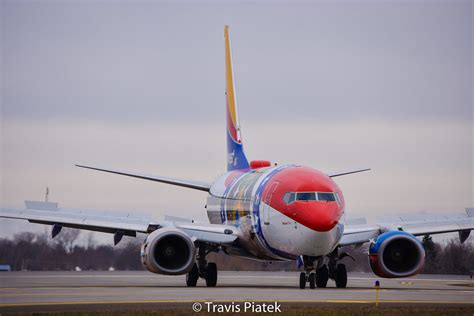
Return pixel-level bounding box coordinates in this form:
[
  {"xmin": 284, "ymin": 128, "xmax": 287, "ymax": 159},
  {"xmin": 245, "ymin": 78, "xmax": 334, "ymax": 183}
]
[{"xmin": 294, "ymin": 202, "xmax": 341, "ymax": 232}]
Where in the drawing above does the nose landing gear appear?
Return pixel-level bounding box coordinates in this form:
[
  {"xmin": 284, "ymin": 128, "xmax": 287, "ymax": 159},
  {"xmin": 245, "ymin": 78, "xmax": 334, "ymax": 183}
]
[
  {"xmin": 298, "ymin": 249, "xmax": 353, "ymax": 289},
  {"xmin": 299, "ymin": 256, "xmax": 317, "ymax": 289},
  {"xmin": 299, "ymin": 271, "xmax": 317, "ymax": 289},
  {"xmin": 186, "ymin": 243, "xmax": 218, "ymax": 287}
]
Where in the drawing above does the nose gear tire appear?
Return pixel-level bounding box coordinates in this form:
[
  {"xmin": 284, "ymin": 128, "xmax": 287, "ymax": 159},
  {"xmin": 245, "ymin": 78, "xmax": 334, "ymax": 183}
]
[
  {"xmin": 309, "ymin": 272, "xmax": 316, "ymax": 289},
  {"xmin": 299, "ymin": 272, "xmax": 306, "ymax": 289}
]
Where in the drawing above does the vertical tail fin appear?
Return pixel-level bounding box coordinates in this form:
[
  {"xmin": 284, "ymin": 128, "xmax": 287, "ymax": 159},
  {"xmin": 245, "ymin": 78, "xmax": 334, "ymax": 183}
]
[{"xmin": 225, "ymin": 25, "xmax": 249, "ymax": 171}]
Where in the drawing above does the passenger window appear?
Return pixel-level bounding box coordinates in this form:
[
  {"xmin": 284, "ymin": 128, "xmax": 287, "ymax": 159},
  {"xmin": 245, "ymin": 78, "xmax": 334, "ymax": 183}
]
[
  {"xmin": 296, "ymin": 192, "xmax": 316, "ymax": 201},
  {"xmin": 318, "ymin": 192, "xmax": 336, "ymax": 202}
]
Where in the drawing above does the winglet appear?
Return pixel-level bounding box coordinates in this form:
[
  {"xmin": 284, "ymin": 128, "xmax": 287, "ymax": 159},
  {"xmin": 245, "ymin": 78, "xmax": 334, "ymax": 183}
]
[
  {"xmin": 25, "ymin": 200, "xmax": 58, "ymax": 211},
  {"xmin": 466, "ymin": 208, "xmax": 474, "ymax": 217}
]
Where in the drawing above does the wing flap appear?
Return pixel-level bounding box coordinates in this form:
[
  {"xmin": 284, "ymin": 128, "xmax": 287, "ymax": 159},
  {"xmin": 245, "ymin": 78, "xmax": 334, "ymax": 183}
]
[
  {"xmin": 0, "ymin": 206, "xmax": 154, "ymax": 234},
  {"xmin": 381, "ymin": 218, "xmax": 474, "ymax": 237},
  {"xmin": 340, "ymin": 208, "xmax": 474, "ymax": 247},
  {"xmin": 28, "ymin": 219, "xmax": 137, "ymax": 237},
  {"xmin": 1, "ymin": 201, "xmax": 239, "ymax": 246}
]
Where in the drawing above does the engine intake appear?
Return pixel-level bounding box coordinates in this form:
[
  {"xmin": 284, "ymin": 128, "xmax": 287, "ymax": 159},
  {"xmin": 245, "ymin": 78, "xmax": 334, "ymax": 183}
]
[
  {"xmin": 141, "ymin": 228, "xmax": 196, "ymax": 275},
  {"xmin": 369, "ymin": 231, "xmax": 425, "ymax": 278}
]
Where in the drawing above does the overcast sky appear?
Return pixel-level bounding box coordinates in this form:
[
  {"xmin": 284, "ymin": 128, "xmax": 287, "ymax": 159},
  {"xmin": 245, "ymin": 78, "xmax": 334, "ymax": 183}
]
[{"xmin": 1, "ymin": 0, "xmax": 472, "ymax": 243}]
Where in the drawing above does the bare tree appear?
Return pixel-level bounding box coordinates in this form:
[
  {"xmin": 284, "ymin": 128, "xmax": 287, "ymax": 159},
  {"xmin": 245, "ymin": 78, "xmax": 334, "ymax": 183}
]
[
  {"xmin": 0, "ymin": 232, "xmax": 472, "ymax": 273},
  {"xmin": 438, "ymin": 238, "xmax": 474, "ymax": 275},
  {"xmin": 54, "ymin": 228, "xmax": 81, "ymax": 253},
  {"xmin": 422, "ymin": 235, "xmax": 441, "ymax": 274}
]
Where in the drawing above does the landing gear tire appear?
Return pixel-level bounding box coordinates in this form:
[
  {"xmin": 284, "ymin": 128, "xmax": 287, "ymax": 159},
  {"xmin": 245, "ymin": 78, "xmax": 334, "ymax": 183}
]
[
  {"xmin": 299, "ymin": 272, "xmax": 306, "ymax": 289},
  {"xmin": 205, "ymin": 262, "xmax": 217, "ymax": 287},
  {"xmin": 309, "ymin": 272, "xmax": 316, "ymax": 289},
  {"xmin": 186, "ymin": 263, "xmax": 199, "ymax": 287},
  {"xmin": 335, "ymin": 264, "xmax": 347, "ymax": 288},
  {"xmin": 316, "ymin": 265, "xmax": 328, "ymax": 288}
]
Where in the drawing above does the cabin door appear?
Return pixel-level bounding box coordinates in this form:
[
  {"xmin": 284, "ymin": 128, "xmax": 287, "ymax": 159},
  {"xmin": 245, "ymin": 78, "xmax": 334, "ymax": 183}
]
[{"xmin": 262, "ymin": 182, "xmax": 279, "ymax": 225}]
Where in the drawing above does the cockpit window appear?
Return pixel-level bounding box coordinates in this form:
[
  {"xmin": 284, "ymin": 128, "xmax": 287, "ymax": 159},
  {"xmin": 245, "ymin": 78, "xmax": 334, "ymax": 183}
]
[
  {"xmin": 334, "ymin": 192, "xmax": 341, "ymax": 204},
  {"xmin": 296, "ymin": 192, "xmax": 316, "ymax": 201},
  {"xmin": 283, "ymin": 192, "xmax": 295, "ymax": 204},
  {"xmin": 318, "ymin": 192, "xmax": 336, "ymax": 202},
  {"xmin": 283, "ymin": 191, "xmax": 338, "ymax": 204}
]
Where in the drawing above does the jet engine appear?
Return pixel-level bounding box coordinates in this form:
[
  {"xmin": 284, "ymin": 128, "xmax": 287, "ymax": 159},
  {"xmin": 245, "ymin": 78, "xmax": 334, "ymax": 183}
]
[
  {"xmin": 368, "ymin": 231, "xmax": 425, "ymax": 278},
  {"xmin": 141, "ymin": 227, "xmax": 196, "ymax": 275}
]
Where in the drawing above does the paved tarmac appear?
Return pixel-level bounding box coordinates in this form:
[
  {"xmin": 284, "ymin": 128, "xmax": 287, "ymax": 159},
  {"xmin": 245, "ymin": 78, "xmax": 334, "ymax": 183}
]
[{"xmin": 0, "ymin": 271, "xmax": 473, "ymax": 313}]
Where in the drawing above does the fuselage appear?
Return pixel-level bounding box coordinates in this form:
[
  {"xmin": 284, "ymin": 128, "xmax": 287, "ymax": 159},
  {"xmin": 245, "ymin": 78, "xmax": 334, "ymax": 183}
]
[{"xmin": 206, "ymin": 164, "xmax": 345, "ymax": 261}]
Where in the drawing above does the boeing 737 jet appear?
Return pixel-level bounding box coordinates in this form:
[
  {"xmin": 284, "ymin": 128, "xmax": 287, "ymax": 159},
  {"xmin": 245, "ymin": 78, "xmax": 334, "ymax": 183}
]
[{"xmin": 2, "ymin": 26, "xmax": 473, "ymax": 289}]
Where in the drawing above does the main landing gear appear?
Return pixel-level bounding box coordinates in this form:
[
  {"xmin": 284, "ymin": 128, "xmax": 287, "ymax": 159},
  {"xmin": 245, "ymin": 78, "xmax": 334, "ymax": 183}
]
[
  {"xmin": 328, "ymin": 248, "xmax": 348, "ymax": 288},
  {"xmin": 298, "ymin": 249, "xmax": 352, "ymax": 289},
  {"xmin": 186, "ymin": 243, "xmax": 218, "ymax": 287}
]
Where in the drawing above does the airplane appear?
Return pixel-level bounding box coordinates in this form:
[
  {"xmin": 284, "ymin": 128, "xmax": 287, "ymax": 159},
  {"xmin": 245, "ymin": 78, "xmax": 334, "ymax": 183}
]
[{"xmin": 1, "ymin": 25, "xmax": 473, "ymax": 289}]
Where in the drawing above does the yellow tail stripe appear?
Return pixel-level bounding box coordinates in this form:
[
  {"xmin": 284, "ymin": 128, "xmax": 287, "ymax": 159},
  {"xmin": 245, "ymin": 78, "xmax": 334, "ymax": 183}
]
[{"xmin": 224, "ymin": 25, "xmax": 237, "ymax": 127}]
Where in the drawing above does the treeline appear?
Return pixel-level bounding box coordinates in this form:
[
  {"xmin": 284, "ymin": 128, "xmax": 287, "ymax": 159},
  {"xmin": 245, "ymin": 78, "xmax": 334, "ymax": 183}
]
[
  {"xmin": 0, "ymin": 230, "xmax": 472, "ymax": 275},
  {"xmin": 0, "ymin": 231, "xmax": 143, "ymax": 271}
]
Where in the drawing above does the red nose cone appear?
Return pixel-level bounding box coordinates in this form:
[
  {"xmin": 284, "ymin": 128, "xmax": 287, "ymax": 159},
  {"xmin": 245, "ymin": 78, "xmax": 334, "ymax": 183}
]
[{"xmin": 291, "ymin": 202, "xmax": 341, "ymax": 232}]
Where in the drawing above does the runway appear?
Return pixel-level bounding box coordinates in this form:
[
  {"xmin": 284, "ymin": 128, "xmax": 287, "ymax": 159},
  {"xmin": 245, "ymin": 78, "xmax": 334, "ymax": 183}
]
[{"xmin": 1, "ymin": 271, "xmax": 473, "ymax": 313}]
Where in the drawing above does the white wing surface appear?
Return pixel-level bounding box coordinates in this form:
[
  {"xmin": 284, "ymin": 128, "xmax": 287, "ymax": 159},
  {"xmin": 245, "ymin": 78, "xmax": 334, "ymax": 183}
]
[
  {"xmin": 0, "ymin": 200, "xmax": 237, "ymax": 246},
  {"xmin": 340, "ymin": 208, "xmax": 474, "ymax": 246}
]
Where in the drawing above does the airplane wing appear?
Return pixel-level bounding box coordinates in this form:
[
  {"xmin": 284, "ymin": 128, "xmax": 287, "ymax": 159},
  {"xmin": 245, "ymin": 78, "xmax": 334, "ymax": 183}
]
[
  {"xmin": 327, "ymin": 168, "xmax": 371, "ymax": 178},
  {"xmin": 0, "ymin": 200, "xmax": 238, "ymax": 246},
  {"xmin": 340, "ymin": 208, "xmax": 474, "ymax": 246},
  {"xmin": 75, "ymin": 164, "xmax": 211, "ymax": 192}
]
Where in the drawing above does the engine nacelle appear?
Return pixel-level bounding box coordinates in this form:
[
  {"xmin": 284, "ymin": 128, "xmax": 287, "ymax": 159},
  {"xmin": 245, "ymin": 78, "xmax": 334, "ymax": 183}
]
[
  {"xmin": 141, "ymin": 227, "xmax": 196, "ymax": 275},
  {"xmin": 368, "ymin": 231, "xmax": 425, "ymax": 278}
]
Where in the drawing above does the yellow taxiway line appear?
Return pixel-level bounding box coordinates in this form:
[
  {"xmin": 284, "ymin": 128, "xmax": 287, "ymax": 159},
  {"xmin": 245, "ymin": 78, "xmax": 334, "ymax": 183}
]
[{"xmin": 1, "ymin": 299, "xmax": 474, "ymax": 308}]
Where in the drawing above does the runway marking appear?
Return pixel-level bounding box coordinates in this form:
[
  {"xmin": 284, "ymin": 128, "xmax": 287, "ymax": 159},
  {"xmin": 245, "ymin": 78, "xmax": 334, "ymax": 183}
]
[
  {"xmin": 1, "ymin": 299, "xmax": 474, "ymax": 308},
  {"xmin": 1, "ymin": 286, "xmax": 473, "ymax": 297},
  {"xmin": 1, "ymin": 286, "xmax": 473, "ymax": 294},
  {"xmin": 1, "ymin": 274, "xmax": 471, "ymax": 283},
  {"xmin": 0, "ymin": 292, "xmax": 130, "ymax": 297},
  {"xmin": 0, "ymin": 285, "xmax": 474, "ymax": 295},
  {"xmin": 448, "ymin": 282, "xmax": 474, "ymax": 287}
]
